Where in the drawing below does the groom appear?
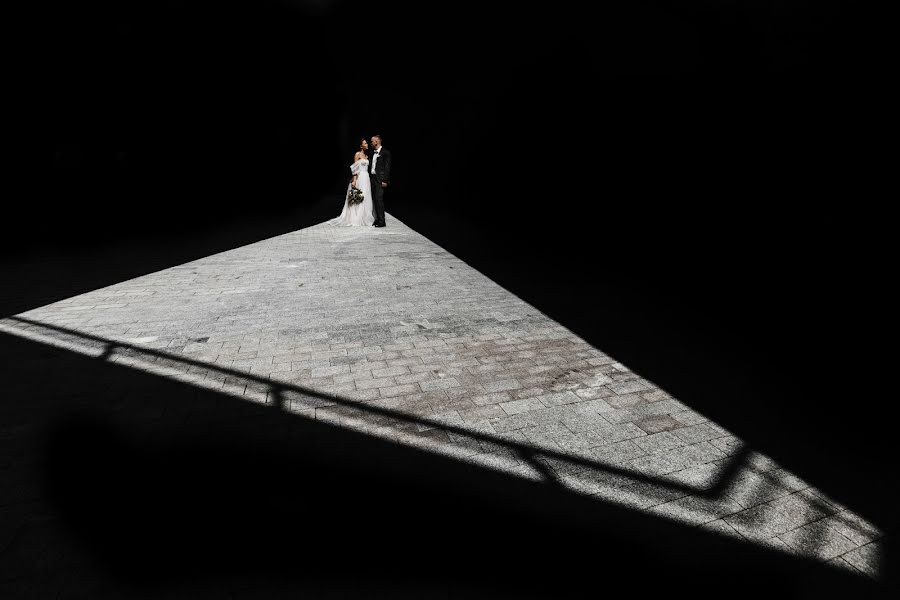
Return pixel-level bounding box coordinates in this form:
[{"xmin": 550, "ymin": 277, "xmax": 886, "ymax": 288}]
[{"xmin": 369, "ymin": 135, "xmax": 390, "ymax": 227}]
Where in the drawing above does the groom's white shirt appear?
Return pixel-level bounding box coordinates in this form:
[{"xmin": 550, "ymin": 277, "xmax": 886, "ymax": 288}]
[{"xmin": 371, "ymin": 147, "xmax": 381, "ymax": 175}]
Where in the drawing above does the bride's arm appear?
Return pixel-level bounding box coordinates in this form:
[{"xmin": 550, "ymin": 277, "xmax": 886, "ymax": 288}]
[{"xmin": 351, "ymin": 152, "xmax": 361, "ymax": 187}]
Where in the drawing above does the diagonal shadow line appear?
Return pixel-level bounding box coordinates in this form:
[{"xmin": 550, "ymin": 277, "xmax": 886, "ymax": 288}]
[
  {"xmin": 18, "ymin": 318, "xmax": 886, "ymax": 558},
  {"xmin": 6, "ymin": 315, "xmax": 753, "ymax": 500}
]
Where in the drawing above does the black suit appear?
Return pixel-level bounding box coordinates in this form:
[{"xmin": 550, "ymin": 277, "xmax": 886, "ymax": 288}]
[{"xmin": 369, "ymin": 147, "xmax": 391, "ymax": 225}]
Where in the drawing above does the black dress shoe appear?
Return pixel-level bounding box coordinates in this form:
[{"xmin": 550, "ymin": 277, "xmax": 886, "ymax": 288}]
[{"xmin": 374, "ymin": 222, "xmax": 386, "ymax": 227}]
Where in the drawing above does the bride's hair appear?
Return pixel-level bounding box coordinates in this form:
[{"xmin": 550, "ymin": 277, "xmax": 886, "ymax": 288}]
[{"xmin": 358, "ymin": 138, "xmax": 367, "ymax": 152}]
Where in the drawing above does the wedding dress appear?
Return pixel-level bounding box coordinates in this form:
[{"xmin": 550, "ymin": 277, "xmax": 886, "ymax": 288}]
[{"xmin": 328, "ymin": 158, "xmax": 375, "ymax": 227}]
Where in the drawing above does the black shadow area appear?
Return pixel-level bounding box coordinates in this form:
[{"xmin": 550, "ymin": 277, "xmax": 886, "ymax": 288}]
[{"xmin": 0, "ymin": 332, "xmax": 883, "ymax": 598}]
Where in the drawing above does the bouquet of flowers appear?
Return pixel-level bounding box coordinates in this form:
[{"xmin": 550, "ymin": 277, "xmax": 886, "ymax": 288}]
[{"xmin": 347, "ymin": 186, "xmax": 364, "ymax": 205}]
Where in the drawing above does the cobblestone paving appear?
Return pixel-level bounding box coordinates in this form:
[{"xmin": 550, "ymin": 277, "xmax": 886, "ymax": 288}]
[{"xmin": 0, "ymin": 213, "xmax": 883, "ymax": 580}]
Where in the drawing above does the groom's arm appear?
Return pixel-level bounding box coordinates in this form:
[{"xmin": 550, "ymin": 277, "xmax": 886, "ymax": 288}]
[{"xmin": 382, "ymin": 149, "xmax": 391, "ymax": 184}]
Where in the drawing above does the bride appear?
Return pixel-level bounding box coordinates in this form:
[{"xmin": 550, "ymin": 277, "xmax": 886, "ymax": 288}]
[{"xmin": 328, "ymin": 138, "xmax": 375, "ymax": 227}]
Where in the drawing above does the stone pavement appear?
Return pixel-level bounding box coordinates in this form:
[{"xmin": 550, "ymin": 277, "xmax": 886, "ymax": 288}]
[{"xmin": 0, "ymin": 212, "xmax": 883, "ymax": 581}]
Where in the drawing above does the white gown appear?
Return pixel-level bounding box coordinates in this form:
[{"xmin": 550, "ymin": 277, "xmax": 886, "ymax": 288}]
[{"xmin": 328, "ymin": 158, "xmax": 375, "ymax": 227}]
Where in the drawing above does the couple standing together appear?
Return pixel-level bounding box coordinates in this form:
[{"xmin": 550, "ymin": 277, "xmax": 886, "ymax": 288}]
[{"xmin": 328, "ymin": 135, "xmax": 391, "ymax": 228}]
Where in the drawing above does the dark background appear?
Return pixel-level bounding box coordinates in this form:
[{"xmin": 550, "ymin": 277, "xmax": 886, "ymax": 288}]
[{"xmin": 4, "ymin": 0, "xmax": 893, "ymax": 597}]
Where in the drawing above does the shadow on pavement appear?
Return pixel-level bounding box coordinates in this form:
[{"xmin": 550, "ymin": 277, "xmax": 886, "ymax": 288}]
[{"xmin": 0, "ymin": 331, "xmax": 882, "ymax": 598}]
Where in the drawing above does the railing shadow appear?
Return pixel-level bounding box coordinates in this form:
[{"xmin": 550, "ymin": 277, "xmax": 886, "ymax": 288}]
[
  {"xmin": 1, "ymin": 325, "xmax": 884, "ymax": 599},
  {"xmin": 4, "ymin": 316, "xmax": 750, "ymax": 499},
  {"xmin": 2, "ymin": 315, "xmax": 884, "ymax": 578}
]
